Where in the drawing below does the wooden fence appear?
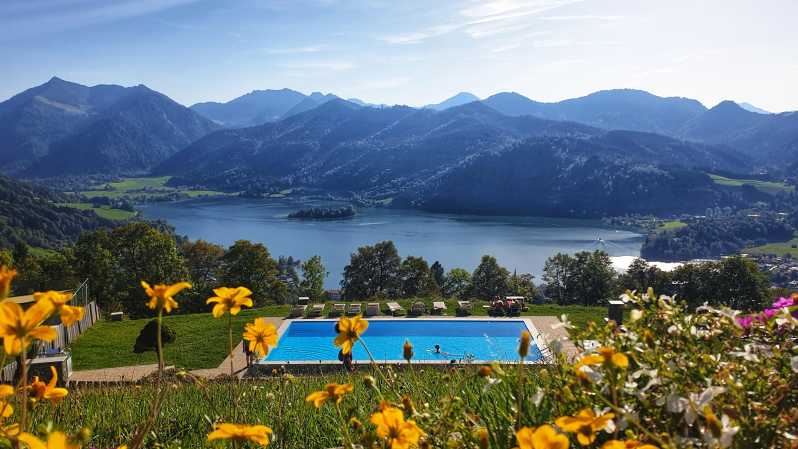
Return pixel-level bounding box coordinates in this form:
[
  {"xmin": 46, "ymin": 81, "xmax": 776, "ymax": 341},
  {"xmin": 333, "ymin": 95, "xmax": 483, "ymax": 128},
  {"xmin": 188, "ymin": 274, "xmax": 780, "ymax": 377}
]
[{"xmin": 1, "ymin": 281, "xmax": 100, "ymax": 382}]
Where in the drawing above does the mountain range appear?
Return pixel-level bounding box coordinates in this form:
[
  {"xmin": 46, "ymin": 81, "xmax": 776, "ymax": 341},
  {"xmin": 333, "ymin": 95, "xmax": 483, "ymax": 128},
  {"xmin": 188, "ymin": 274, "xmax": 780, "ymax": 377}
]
[
  {"xmin": 2, "ymin": 77, "xmax": 797, "ymax": 217},
  {"xmin": 0, "ymin": 77, "xmax": 219, "ymax": 176},
  {"xmin": 154, "ymin": 99, "xmax": 753, "ymax": 216}
]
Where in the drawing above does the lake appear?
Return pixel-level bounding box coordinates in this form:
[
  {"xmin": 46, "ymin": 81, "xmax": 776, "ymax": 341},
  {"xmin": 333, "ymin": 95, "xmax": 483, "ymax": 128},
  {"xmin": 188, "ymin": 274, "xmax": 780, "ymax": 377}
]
[{"xmin": 140, "ymin": 198, "xmax": 643, "ymax": 288}]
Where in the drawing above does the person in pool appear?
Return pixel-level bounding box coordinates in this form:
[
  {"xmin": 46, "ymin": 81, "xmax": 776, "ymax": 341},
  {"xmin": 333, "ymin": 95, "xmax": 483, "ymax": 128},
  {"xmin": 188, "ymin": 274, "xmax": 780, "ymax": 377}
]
[{"xmin": 434, "ymin": 344, "xmax": 441, "ymax": 354}]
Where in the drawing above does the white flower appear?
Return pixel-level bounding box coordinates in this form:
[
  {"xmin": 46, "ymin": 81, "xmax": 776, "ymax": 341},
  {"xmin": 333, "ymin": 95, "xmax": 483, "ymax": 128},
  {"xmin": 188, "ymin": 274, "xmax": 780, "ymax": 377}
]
[
  {"xmin": 667, "ymin": 324, "xmax": 680, "ymax": 335},
  {"xmin": 531, "ymin": 387, "xmax": 544, "ymax": 407},
  {"xmin": 577, "ymin": 364, "xmax": 603, "ymax": 383},
  {"xmin": 630, "ymin": 309, "xmax": 643, "ymax": 322},
  {"xmin": 702, "ymin": 414, "xmax": 739, "ymax": 449},
  {"xmin": 791, "ymin": 355, "xmax": 798, "ymax": 373},
  {"xmin": 551, "ymin": 314, "xmax": 573, "ymax": 330},
  {"xmin": 730, "ymin": 344, "xmax": 760, "ymax": 362},
  {"xmin": 668, "ymin": 386, "xmax": 725, "ymax": 425}
]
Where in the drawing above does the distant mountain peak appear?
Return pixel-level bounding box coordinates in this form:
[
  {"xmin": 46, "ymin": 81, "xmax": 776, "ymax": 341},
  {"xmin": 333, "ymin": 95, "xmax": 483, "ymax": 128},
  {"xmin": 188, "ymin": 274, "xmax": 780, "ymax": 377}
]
[
  {"xmin": 426, "ymin": 92, "xmax": 480, "ymax": 111},
  {"xmin": 737, "ymin": 102, "xmax": 771, "ymax": 114}
]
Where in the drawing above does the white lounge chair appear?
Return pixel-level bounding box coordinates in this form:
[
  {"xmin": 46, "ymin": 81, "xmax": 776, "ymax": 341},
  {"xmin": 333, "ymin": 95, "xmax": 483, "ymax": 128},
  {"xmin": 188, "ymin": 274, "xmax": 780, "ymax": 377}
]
[
  {"xmin": 347, "ymin": 303, "xmax": 362, "ymax": 316},
  {"xmin": 308, "ymin": 303, "xmax": 325, "ymax": 317},
  {"xmin": 331, "ymin": 303, "xmax": 346, "ymax": 317},
  {"xmin": 365, "ymin": 303, "xmax": 380, "ymax": 317},
  {"xmin": 457, "ymin": 300, "xmax": 472, "ymax": 316},
  {"xmin": 386, "ymin": 302, "xmax": 404, "ymax": 316},
  {"xmin": 432, "ymin": 301, "xmax": 446, "ymax": 315},
  {"xmin": 289, "ymin": 304, "xmax": 307, "ymax": 318}
]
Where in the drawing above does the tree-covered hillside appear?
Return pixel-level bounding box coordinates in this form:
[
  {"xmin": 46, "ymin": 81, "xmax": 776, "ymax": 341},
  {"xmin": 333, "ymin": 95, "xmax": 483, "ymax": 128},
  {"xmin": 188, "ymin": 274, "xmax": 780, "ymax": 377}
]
[{"xmin": 0, "ymin": 175, "xmax": 114, "ymax": 249}]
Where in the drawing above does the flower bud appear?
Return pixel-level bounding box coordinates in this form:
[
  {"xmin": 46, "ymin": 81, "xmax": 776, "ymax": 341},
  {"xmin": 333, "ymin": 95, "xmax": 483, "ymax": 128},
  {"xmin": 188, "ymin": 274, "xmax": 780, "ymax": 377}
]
[
  {"xmin": 518, "ymin": 331, "xmax": 531, "ymax": 358},
  {"xmin": 476, "ymin": 428, "xmax": 489, "ymax": 449},
  {"xmin": 363, "ymin": 375, "xmax": 376, "ymax": 389},
  {"xmin": 403, "ymin": 340, "xmax": 414, "ymax": 361},
  {"xmin": 478, "ymin": 365, "xmax": 493, "ymax": 378},
  {"xmin": 77, "ymin": 428, "xmax": 92, "ymax": 443},
  {"xmin": 402, "ymin": 396, "xmax": 415, "ymax": 414},
  {"xmin": 349, "ymin": 417, "xmax": 362, "ymax": 430}
]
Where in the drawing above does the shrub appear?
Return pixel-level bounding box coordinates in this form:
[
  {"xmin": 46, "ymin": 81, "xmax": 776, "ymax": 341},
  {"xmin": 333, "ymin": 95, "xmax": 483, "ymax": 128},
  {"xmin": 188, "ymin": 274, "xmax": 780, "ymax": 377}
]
[{"xmin": 133, "ymin": 319, "xmax": 176, "ymax": 353}]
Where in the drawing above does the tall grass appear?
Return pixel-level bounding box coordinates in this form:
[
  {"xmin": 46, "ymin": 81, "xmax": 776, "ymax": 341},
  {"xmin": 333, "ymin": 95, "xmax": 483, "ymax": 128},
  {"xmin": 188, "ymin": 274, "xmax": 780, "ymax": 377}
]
[{"xmin": 31, "ymin": 367, "xmax": 550, "ymax": 449}]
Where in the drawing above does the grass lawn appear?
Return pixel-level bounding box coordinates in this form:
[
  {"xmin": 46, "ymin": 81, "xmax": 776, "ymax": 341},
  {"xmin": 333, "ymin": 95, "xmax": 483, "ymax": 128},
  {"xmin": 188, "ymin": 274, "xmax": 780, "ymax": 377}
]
[
  {"xmin": 745, "ymin": 235, "xmax": 798, "ymax": 257},
  {"xmin": 708, "ymin": 173, "xmax": 794, "ymax": 194},
  {"xmin": 63, "ymin": 202, "xmax": 137, "ymax": 220},
  {"xmin": 80, "ymin": 176, "xmax": 231, "ymax": 201},
  {"xmin": 70, "ymin": 304, "xmax": 290, "ymax": 371},
  {"xmin": 656, "ymin": 220, "xmax": 687, "ymax": 232},
  {"xmin": 69, "ymin": 300, "xmax": 600, "ymax": 371}
]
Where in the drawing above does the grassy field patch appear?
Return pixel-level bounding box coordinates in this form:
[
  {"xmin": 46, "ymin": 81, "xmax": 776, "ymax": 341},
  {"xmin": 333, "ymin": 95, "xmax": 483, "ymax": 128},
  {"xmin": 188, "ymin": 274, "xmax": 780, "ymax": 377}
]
[
  {"xmin": 745, "ymin": 235, "xmax": 798, "ymax": 257},
  {"xmin": 63, "ymin": 202, "xmax": 137, "ymax": 220},
  {"xmin": 656, "ymin": 220, "xmax": 687, "ymax": 232},
  {"xmin": 708, "ymin": 173, "xmax": 794, "ymax": 194},
  {"xmin": 80, "ymin": 176, "xmax": 231, "ymax": 201}
]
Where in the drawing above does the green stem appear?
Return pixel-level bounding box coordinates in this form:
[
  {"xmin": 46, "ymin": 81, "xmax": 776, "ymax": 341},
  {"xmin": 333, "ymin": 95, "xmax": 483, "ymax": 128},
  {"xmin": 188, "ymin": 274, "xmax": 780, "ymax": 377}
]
[
  {"xmin": 336, "ymin": 403, "xmax": 354, "ymax": 449},
  {"xmin": 515, "ymin": 356, "xmax": 525, "ymax": 430},
  {"xmin": 156, "ymin": 309, "xmax": 164, "ymax": 374},
  {"xmin": 18, "ymin": 350, "xmax": 28, "ymax": 433},
  {"xmin": 358, "ymin": 339, "xmax": 393, "ymax": 399},
  {"xmin": 228, "ymin": 313, "xmax": 234, "ymax": 377}
]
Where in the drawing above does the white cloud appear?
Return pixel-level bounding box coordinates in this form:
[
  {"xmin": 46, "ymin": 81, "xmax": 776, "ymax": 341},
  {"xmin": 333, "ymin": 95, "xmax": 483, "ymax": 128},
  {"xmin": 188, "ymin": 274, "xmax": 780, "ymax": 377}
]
[
  {"xmin": 539, "ymin": 15, "xmax": 624, "ymax": 21},
  {"xmin": 265, "ymin": 46, "xmax": 324, "ymax": 55},
  {"xmin": 379, "ymin": 0, "xmax": 582, "ymax": 45},
  {"xmin": 0, "ymin": 0, "xmax": 202, "ymax": 40},
  {"xmin": 278, "ymin": 60, "xmax": 356, "ymax": 71}
]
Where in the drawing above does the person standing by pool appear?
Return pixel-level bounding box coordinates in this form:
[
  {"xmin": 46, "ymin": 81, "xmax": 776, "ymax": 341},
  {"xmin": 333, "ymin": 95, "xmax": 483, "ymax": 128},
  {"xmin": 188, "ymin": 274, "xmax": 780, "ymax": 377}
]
[{"xmin": 338, "ymin": 349, "xmax": 355, "ymax": 372}]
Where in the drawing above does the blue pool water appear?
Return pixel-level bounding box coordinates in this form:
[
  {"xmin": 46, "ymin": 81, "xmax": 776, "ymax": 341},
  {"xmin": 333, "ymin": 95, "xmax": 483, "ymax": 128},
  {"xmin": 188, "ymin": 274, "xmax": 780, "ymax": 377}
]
[{"xmin": 263, "ymin": 320, "xmax": 542, "ymax": 362}]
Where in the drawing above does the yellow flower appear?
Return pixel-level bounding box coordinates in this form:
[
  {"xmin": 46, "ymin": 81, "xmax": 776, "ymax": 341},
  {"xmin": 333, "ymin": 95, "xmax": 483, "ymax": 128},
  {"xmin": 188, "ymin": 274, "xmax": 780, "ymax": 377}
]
[
  {"xmin": 207, "ymin": 423, "xmax": 273, "ymax": 447},
  {"xmin": 243, "ymin": 318, "xmax": 278, "ymax": 357},
  {"xmin": 598, "ymin": 347, "xmax": 629, "ymax": 369},
  {"xmin": 0, "ymin": 266, "xmax": 16, "ymax": 299},
  {"xmin": 519, "ymin": 330, "xmax": 531, "ymax": 358},
  {"xmin": 555, "ymin": 409, "xmax": 615, "ymax": 446},
  {"xmin": 0, "ymin": 300, "xmax": 56, "ymax": 355},
  {"xmin": 305, "ymin": 383, "xmax": 354, "ymax": 408},
  {"xmin": 600, "ymin": 440, "xmax": 659, "ymax": 449},
  {"xmin": 33, "ymin": 291, "xmax": 84, "ymax": 327},
  {"xmin": 370, "ymin": 404, "xmax": 423, "ymax": 449},
  {"xmin": 0, "ymin": 384, "xmax": 14, "ymax": 418},
  {"xmin": 30, "ymin": 366, "xmax": 68, "ymax": 403},
  {"xmin": 17, "ymin": 431, "xmax": 81, "ymax": 449},
  {"xmin": 403, "ymin": 340, "xmax": 414, "ymax": 361},
  {"xmin": 515, "ymin": 425, "xmax": 569, "ymax": 449},
  {"xmin": 206, "ymin": 287, "xmax": 253, "ymax": 318},
  {"xmin": 141, "ymin": 281, "xmax": 191, "ymax": 314},
  {"xmin": 334, "ymin": 315, "xmax": 368, "ymax": 355}
]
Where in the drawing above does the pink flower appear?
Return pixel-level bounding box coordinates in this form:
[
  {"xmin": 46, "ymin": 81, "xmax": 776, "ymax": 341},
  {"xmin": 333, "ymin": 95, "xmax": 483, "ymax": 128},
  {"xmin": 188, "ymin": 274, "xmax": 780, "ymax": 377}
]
[{"xmin": 771, "ymin": 297, "xmax": 795, "ymax": 309}]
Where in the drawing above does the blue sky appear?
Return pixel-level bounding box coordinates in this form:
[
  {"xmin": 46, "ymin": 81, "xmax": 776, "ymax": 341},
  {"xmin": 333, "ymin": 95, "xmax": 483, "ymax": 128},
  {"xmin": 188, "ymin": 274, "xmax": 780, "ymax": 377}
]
[{"xmin": 2, "ymin": 0, "xmax": 797, "ymax": 111}]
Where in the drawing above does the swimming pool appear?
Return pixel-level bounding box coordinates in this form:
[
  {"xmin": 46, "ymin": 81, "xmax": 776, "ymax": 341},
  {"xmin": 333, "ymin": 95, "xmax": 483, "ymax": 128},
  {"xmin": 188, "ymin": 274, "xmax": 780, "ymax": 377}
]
[{"xmin": 262, "ymin": 319, "xmax": 543, "ymax": 364}]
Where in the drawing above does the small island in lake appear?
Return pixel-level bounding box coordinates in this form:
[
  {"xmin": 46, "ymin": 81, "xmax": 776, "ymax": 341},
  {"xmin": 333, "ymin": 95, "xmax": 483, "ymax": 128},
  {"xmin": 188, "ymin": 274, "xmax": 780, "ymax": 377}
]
[{"xmin": 287, "ymin": 205, "xmax": 356, "ymax": 220}]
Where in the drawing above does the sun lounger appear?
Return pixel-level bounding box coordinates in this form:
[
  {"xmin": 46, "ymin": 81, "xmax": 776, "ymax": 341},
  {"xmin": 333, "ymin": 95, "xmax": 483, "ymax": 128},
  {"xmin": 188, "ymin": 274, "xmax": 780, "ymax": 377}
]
[
  {"xmin": 365, "ymin": 302, "xmax": 380, "ymax": 317},
  {"xmin": 331, "ymin": 303, "xmax": 346, "ymax": 317},
  {"xmin": 386, "ymin": 302, "xmax": 404, "ymax": 316},
  {"xmin": 432, "ymin": 301, "xmax": 446, "ymax": 314},
  {"xmin": 508, "ymin": 301, "xmax": 522, "ymax": 316},
  {"xmin": 347, "ymin": 303, "xmax": 362, "ymax": 316},
  {"xmin": 410, "ymin": 301, "xmax": 426, "ymax": 316},
  {"xmin": 457, "ymin": 300, "xmax": 472, "ymax": 316},
  {"xmin": 297, "ymin": 296, "xmax": 310, "ymax": 305},
  {"xmin": 308, "ymin": 303, "xmax": 325, "ymax": 317},
  {"xmin": 289, "ymin": 304, "xmax": 307, "ymax": 318}
]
